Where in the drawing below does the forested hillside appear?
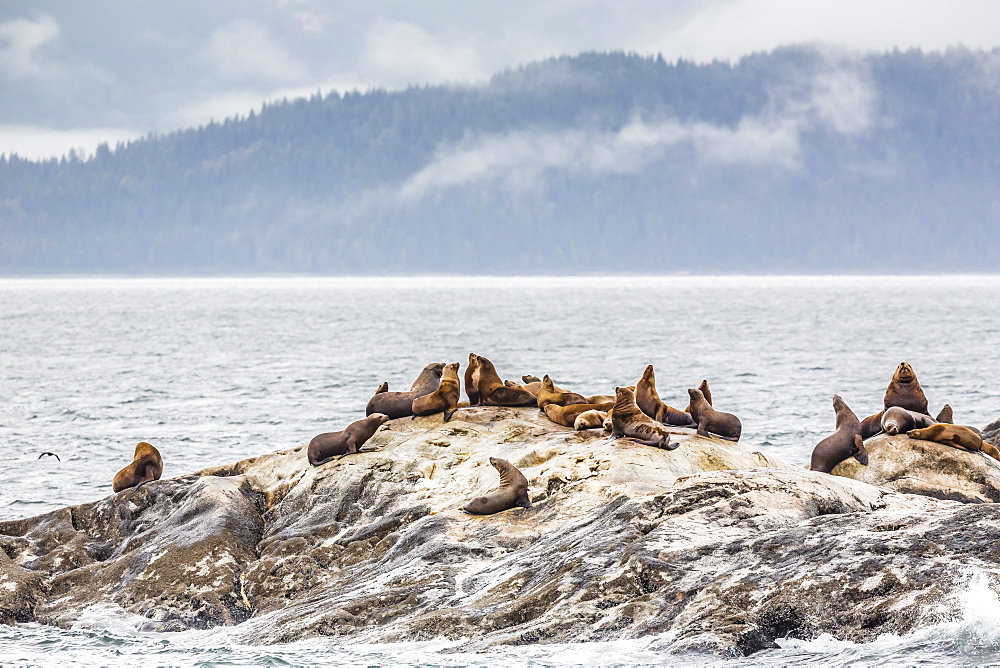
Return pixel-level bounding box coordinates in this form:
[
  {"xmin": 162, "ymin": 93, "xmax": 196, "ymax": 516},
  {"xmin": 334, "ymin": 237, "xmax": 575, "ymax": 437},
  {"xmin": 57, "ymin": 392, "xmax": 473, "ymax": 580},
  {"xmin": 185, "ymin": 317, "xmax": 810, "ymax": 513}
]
[{"xmin": 2, "ymin": 46, "xmax": 998, "ymax": 274}]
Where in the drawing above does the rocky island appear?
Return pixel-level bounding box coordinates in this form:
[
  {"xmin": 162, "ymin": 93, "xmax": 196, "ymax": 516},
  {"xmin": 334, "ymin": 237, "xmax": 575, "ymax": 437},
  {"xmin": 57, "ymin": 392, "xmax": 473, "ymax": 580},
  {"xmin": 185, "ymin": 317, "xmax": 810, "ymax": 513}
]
[{"xmin": 2, "ymin": 407, "xmax": 1000, "ymax": 656}]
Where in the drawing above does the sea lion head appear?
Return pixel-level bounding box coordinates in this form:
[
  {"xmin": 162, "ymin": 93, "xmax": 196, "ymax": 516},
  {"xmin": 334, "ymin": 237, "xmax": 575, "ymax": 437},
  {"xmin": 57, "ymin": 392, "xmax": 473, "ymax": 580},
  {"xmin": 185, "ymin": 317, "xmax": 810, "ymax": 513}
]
[
  {"xmin": 894, "ymin": 362, "xmax": 915, "ymax": 383},
  {"xmin": 522, "ymin": 375, "xmax": 540, "ymax": 384},
  {"xmin": 134, "ymin": 441, "xmax": 158, "ymax": 458},
  {"xmin": 424, "ymin": 362, "xmax": 445, "ymax": 376},
  {"xmin": 443, "ymin": 361, "xmax": 460, "ymax": 378},
  {"xmin": 642, "ymin": 365, "xmax": 655, "ymax": 381},
  {"xmin": 541, "ymin": 375, "xmax": 555, "ymax": 392},
  {"xmin": 832, "ymin": 394, "xmax": 845, "ymax": 410},
  {"xmin": 687, "ymin": 387, "xmax": 705, "ymax": 402},
  {"xmin": 369, "ymin": 413, "xmax": 390, "ymax": 427}
]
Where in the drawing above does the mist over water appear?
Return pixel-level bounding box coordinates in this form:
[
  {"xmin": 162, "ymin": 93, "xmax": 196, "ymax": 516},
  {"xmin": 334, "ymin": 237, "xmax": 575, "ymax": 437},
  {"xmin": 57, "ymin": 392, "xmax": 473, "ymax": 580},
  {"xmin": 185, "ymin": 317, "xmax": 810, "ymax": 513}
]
[{"xmin": 1, "ymin": 275, "xmax": 998, "ymax": 664}]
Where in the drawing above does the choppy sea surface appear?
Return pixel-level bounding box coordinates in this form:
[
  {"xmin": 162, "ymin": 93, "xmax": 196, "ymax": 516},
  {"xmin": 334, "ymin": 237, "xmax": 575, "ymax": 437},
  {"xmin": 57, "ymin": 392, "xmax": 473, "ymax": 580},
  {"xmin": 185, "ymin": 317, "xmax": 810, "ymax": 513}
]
[{"xmin": 1, "ymin": 275, "xmax": 999, "ymax": 666}]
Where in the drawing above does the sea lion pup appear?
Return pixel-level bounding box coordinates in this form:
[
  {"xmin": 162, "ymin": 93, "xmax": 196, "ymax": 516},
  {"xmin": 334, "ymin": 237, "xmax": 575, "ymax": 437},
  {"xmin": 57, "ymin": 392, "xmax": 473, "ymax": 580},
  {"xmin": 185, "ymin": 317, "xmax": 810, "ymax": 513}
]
[
  {"xmin": 412, "ymin": 362, "xmax": 461, "ymax": 421},
  {"xmin": 574, "ymin": 409, "xmax": 607, "ymax": 430},
  {"xmin": 635, "ymin": 365, "xmax": 697, "ymax": 427},
  {"xmin": 112, "ymin": 442, "xmax": 163, "ymax": 492},
  {"xmin": 683, "ymin": 379, "xmax": 712, "ymax": 413},
  {"xmin": 308, "ymin": 413, "xmax": 389, "ymax": 466},
  {"xmin": 536, "ymin": 375, "xmax": 588, "ymax": 410},
  {"xmin": 687, "ymin": 387, "xmax": 742, "ymax": 442},
  {"xmin": 809, "ymin": 395, "xmax": 868, "ymax": 473},
  {"xmin": 610, "ymin": 387, "xmax": 677, "ymax": 449},
  {"xmin": 366, "ymin": 362, "xmax": 444, "ymax": 419},
  {"xmin": 543, "ymin": 401, "xmax": 614, "ymax": 428},
  {"xmin": 465, "ymin": 353, "xmax": 480, "ymax": 405},
  {"xmin": 936, "ymin": 404, "xmax": 954, "ymax": 424},
  {"xmin": 475, "ymin": 355, "xmax": 536, "ymax": 407},
  {"xmin": 908, "ymin": 424, "xmax": 1000, "ymax": 461},
  {"xmin": 884, "ymin": 361, "xmax": 929, "ymax": 414},
  {"xmin": 880, "ymin": 406, "xmax": 936, "ymax": 436},
  {"xmin": 463, "ymin": 457, "xmax": 531, "ymax": 515}
]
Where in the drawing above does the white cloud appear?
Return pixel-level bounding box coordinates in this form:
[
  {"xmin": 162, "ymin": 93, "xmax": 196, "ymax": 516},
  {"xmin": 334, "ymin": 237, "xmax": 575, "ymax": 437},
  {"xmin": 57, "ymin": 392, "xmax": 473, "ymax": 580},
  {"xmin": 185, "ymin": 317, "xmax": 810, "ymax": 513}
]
[
  {"xmin": 0, "ymin": 15, "xmax": 59, "ymax": 78},
  {"xmin": 359, "ymin": 19, "xmax": 488, "ymax": 86},
  {"xmin": 203, "ymin": 20, "xmax": 308, "ymax": 84},
  {"xmin": 0, "ymin": 124, "xmax": 143, "ymax": 160},
  {"xmin": 400, "ymin": 57, "xmax": 875, "ymax": 200}
]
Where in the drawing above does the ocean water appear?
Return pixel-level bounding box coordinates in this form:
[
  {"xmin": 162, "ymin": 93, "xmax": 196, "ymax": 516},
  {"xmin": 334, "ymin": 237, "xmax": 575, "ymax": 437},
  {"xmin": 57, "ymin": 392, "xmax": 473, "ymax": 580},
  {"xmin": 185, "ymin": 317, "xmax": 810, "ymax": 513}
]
[{"xmin": 1, "ymin": 275, "xmax": 999, "ymax": 665}]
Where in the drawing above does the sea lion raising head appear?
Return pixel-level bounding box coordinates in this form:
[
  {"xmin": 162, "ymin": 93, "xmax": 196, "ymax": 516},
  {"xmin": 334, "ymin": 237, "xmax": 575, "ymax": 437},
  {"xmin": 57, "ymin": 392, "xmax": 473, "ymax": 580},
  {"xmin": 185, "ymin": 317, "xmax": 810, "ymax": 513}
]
[
  {"xmin": 112, "ymin": 441, "xmax": 163, "ymax": 492},
  {"xmin": 687, "ymin": 387, "xmax": 742, "ymax": 442},
  {"xmin": 809, "ymin": 395, "xmax": 867, "ymax": 473},
  {"xmin": 463, "ymin": 457, "xmax": 531, "ymax": 515},
  {"xmin": 635, "ymin": 365, "xmax": 696, "ymax": 427},
  {"xmin": 308, "ymin": 413, "xmax": 390, "ymax": 466},
  {"xmin": 465, "ymin": 353, "xmax": 480, "ymax": 405},
  {"xmin": 535, "ymin": 375, "xmax": 588, "ymax": 410},
  {"xmin": 884, "ymin": 362, "xmax": 929, "ymax": 414},
  {"xmin": 412, "ymin": 362, "xmax": 462, "ymax": 421},
  {"xmin": 475, "ymin": 355, "xmax": 536, "ymax": 407},
  {"xmin": 610, "ymin": 387, "xmax": 677, "ymax": 450},
  {"xmin": 366, "ymin": 362, "xmax": 444, "ymax": 419}
]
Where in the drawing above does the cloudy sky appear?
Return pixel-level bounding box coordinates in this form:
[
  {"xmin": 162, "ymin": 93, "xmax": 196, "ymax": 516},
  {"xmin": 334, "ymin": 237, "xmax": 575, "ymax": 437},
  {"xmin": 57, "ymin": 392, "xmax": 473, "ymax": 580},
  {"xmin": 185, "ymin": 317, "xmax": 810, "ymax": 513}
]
[{"xmin": 1, "ymin": 0, "xmax": 998, "ymax": 159}]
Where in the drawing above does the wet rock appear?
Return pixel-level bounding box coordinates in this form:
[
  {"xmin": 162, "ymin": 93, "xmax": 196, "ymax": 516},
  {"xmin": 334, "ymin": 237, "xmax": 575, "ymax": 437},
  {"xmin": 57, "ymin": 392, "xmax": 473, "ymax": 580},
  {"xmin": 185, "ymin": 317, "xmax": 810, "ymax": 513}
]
[
  {"xmin": 0, "ymin": 407, "xmax": 999, "ymax": 656},
  {"xmin": 831, "ymin": 433, "xmax": 1000, "ymax": 503}
]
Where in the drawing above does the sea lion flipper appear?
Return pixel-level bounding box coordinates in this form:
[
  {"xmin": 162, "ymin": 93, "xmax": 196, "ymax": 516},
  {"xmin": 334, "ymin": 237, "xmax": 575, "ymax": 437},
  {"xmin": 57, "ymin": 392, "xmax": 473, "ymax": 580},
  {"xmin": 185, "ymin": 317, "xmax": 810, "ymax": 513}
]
[
  {"xmin": 853, "ymin": 434, "xmax": 869, "ymax": 465},
  {"xmin": 443, "ymin": 409, "xmax": 457, "ymax": 422}
]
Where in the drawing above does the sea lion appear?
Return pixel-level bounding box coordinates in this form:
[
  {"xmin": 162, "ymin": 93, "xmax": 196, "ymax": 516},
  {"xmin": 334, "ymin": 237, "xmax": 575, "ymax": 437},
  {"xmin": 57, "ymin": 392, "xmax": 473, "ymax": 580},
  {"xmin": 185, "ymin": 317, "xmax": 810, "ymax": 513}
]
[
  {"xmin": 308, "ymin": 413, "xmax": 389, "ymax": 465},
  {"xmin": 936, "ymin": 404, "xmax": 954, "ymax": 424},
  {"xmin": 683, "ymin": 379, "xmax": 712, "ymax": 413},
  {"xmin": 475, "ymin": 355, "xmax": 536, "ymax": 407},
  {"xmin": 465, "ymin": 353, "xmax": 480, "ymax": 405},
  {"xmin": 635, "ymin": 365, "xmax": 697, "ymax": 427},
  {"xmin": 610, "ymin": 387, "xmax": 676, "ymax": 449},
  {"xmin": 463, "ymin": 457, "xmax": 531, "ymax": 515},
  {"xmin": 112, "ymin": 441, "xmax": 163, "ymax": 492},
  {"xmin": 809, "ymin": 394, "xmax": 868, "ymax": 473},
  {"xmin": 543, "ymin": 401, "xmax": 614, "ymax": 428},
  {"xmin": 366, "ymin": 362, "xmax": 444, "ymax": 419},
  {"xmin": 574, "ymin": 409, "xmax": 607, "ymax": 430},
  {"xmin": 412, "ymin": 362, "xmax": 461, "ymax": 421},
  {"xmin": 880, "ymin": 406, "xmax": 935, "ymax": 436},
  {"xmin": 908, "ymin": 424, "xmax": 1000, "ymax": 460},
  {"xmin": 522, "ymin": 375, "xmax": 541, "ymax": 384},
  {"xmin": 687, "ymin": 387, "xmax": 741, "ymax": 442},
  {"xmin": 536, "ymin": 375, "xmax": 588, "ymax": 410},
  {"xmin": 860, "ymin": 410, "xmax": 885, "ymax": 439},
  {"xmin": 374, "ymin": 381, "xmax": 388, "ymax": 394},
  {"xmin": 884, "ymin": 362, "xmax": 929, "ymax": 414}
]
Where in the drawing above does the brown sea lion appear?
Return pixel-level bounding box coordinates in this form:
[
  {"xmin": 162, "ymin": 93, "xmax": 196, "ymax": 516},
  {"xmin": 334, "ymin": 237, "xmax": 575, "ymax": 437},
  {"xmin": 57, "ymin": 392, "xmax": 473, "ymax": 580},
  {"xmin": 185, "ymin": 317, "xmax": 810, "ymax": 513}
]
[
  {"xmin": 112, "ymin": 441, "xmax": 163, "ymax": 492},
  {"xmin": 308, "ymin": 413, "xmax": 389, "ymax": 466},
  {"xmin": 536, "ymin": 375, "xmax": 588, "ymax": 410},
  {"xmin": 522, "ymin": 375, "xmax": 541, "ymax": 384},
  {"xmin": 584, "ymin": 394, "xmax": 615, "ymax": 404},
  {"xmin": 543, "ymin": 401, "xmax": 615, "ymax": 428},
  {"xmin": 860, "ymin": 410, "xmax": 885, "ymax": 439},
  {"xmin": 610, "ymin": 387, "xmax": 676, "ymax": 449},
  {"xmin": 465, "ymin": 353, "xmax": 480, "ymax": 405},
  {"xmin": 412, "ymin": 362, "xmax": 461, "ymax": 421},
  {"xmin": 687, "ymin": 387, "xmax": 741, "ymax": 442},
  {"xmin": 635, "ymin": 365, "xmax": 697, "ymax": 427},
  {"xmin": 908, "ymin": 423, "xmax": 1000, "ymax": 460},
  {"xmin": 884, "ymin": 361, "xmax": 929, "ymax": 414},
  {"xmin": 880, "ymin": 406, "xmax": 935, "ymax": 436},
  {"xmin": 463, "ymin": 457, "xmax": 531, "ymax": 514},
  {"xmin": 366, "ymin": 362, "xmax": 444, "ymax": 419},
  {"xmin": 683, "ymin": 379, "xmax": 712, "ymax": 413},
  {"xmin": 809, "ymin": 395, "xmax": 867, "ymax": 473},
  {"xmin": 936, "ymin": 404, "xmax": 954, "ymax": 424},
  {"xmin": 475, "ymin": 355, "xmax": 536, "ymax": 407},
  {"xmin": 574, "ymin": 409, "xmax": 607, "ymax": 430}
]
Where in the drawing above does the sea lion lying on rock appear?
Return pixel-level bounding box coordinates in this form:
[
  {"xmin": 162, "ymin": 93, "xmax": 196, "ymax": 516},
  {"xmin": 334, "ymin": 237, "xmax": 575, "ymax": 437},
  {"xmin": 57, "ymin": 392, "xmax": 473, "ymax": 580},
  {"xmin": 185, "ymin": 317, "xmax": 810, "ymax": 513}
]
[
  {"xmin": 112, "ymin": 441, "xmax": 163, "ymax": 492},
  {"xmin": 543, "ymin": 401, "xmax": 614, "ymax": 428},
  {"xmin": 635, "ymin": 365, "xmax": 696, "ymax": 427},
  {"xmin": 366, "ymin": 363, "xmax": 444, "ymax": 419},
  {"xmin": 412, "ymin": 362, "xmax": 461, "ymax": 421},
  {"xmin": 536, "ymin": 375, "xmax": 588, "ymax": 410},
  {"xmin": 687, "ymin": 387, "xmax": 742, "ymax": 442},
  {"xmin": 880, "ymin": 406, "xmax": 936, "ymax": 436},
  {"xmin": 463, "ymin": 457, "xmax": 531, "ymax": 514},
  {"xmin": 610, "ymin": 387, "xmax": 676, "ymax": 449},
  {"xmin": 475, "ymin": 355, "xmax": 536, "ymax": 407},
  {"xmin": 574, "ymin": 409, "xmax": 607, "ymax": 430},
  {"xmin": 810, "ymin": 395, "xmax": 867, "ymax": 473},
  {"xmin": 308, "ymin": 413, "xmax": 389, "ymax": 465},
  {"xmin": 908, "ymin": 424, "xmax": 1000, "ymax": 461}
]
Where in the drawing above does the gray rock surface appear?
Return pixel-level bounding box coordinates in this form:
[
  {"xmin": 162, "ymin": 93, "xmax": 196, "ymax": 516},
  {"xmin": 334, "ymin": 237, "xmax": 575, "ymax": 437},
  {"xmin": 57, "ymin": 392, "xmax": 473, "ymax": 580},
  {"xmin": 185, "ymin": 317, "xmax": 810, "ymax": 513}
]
[
  {"xmin": 832, "ymin": 433, "xmax": 1000, "ymax": 503},
  {"xmin": 1, "ymin": 407, "xmax": 999, "ymax": 656}
]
